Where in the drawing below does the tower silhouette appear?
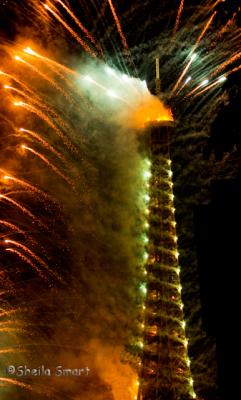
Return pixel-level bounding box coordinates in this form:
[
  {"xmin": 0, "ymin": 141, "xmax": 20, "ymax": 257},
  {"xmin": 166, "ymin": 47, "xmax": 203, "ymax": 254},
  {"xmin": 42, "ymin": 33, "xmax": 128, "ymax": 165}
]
[{"xmin": 137, "ymin": 84, "xmax": 196, "ymax": 399}]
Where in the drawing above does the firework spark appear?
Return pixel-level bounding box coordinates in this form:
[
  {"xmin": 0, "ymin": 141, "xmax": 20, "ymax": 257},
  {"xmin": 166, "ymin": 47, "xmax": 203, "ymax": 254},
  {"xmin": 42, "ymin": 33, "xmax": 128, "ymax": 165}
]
[
  {"xmin": 4, "ymin": 239, "xmax": 62, "ymax": 282},
  {"xmin": 173, "ymin": 0, "xmax": 185, "ymax": 37},
  {"xmin": 107, "ymin": 0, "xmax": 129, "ymax": 51},
  {"xmin": 5, "ymin": 247, "xmax": 46, "ymax": 279},
  {"xmin": 0, "ymin": 194, "xmax": 47, "ymax": 229},
  {"xmin": 172, "ymin": 11, "xmax": 217, "ymax": 94},
  {"xmin": 18, "ymin": 128, "xmax": 68, "ymax": 166},
  {"xmin": 21, "ymin": 145, "xmax": 74, "ymax": 189},
  {"xmin": 44, "ymin": 3, "xmax": 96, "ymax": 57}
]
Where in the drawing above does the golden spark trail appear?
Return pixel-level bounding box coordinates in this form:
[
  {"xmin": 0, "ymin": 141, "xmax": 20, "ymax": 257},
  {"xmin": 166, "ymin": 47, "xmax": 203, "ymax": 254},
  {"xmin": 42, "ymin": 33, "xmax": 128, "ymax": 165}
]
[
  {"xmin": 0, "ymin": 220, "xmax": 25, "ymax": 236},
  {"xmin": 195, "ymin": 10, "xmax": 217, "ymax": 47},
  {"xmin": 22, "ymin": 145, "xmax": 74, "ymax": 188},
  {"xmin": 0, "ymin": 194, "xmax": 47, "ymax": 229},
  {"xmin": 0, "ymin": 220, "xmax": 41, "ymax": 250},
  {"xmin": 14, "ymin": 101, "xmax": 76, "ymax": 153},
  {"xmin": 5, "ymin": 248, "xmax": 46, "ymax": 280},
  {"xmin": 0, "ymin": 308, "xmax": 20, "ymax": 317},
  {"xmin": 220, "ymin": 12, "xmax": 237, "ymax": 36},
  {"xmin": 228, "ymin": 63, "xmax": 241, "ymax": 76},
  {"xmin": 19, "ymin": 128, "xmax": 68, "ymax": 166},
  {"xmin": 14, "ymin": 55, "xmax": 72, "ymax": 102},
  {"xmin": 23, "ymin": 47, "xmax": 78, "ymax": 95},
  {"xmin": 7, "ymin": 80, "xmax": 75, "ymax": 136},
  {"xmin": 193, "ymin": 80, "xmax": 220, "ymax": 97},
  {"xmin": 5, "ymin": 239, "xmax": 62, "ymax": 282},
  {"xmin": 0, "ymin": 348, "xmax": 24, "ymax": 354},
  {"xmin": 211, "ymin": 0, "xmax": 225, "ymax": 9},
  {"xmin": 0, "ymin": 321, "xmax": 23, "ymax": 327},
  {"xmin": 0, "ymin": 378, "xmax": 32, "ymax": 391},
  {"xmin": 0, "ymin": 71, "xmax": 38, "ymax": 98},
  {"xmin": 23, "ymin": 47, "xmax": 77, "ymax": 76},
  {"xmin": 23, "ymin": 48, "xmax": 89, "ymax": 110},
  {"xmin": 44, "ymin": 4, "xmax": 96, "ymax": 57},
  {"xmin": 53, "ymin": 0, "xmax": 103, "ymax": 55},
  {"xmin": 107, "ymin": 0, "xmax": 128, "ymax": 51},
  {"xmin": 173, "ymin": 0, "xmax": 185, "ymax": 37},
  {"xmin": 176, "ymin": 76, "xmax": 191, "ymax": 95},
  {"xmin": 0, "ymin": 327, "xmax": 23, "ymax": 333},
  {"xmin": 172, "ymin": 11, "xmax": 217, "ymax": 94},
  {"xmin": 186, "ymin": 79, "xmax": 209, "ymax": 97},
  {"xmin": 212, "ymin": 52, "xmax": 241, "ymax": 77},
  {"xmin": 0, "ymin": 347, "xmax": 26, "ymax": 353},
  {"xmin": 3, "ymin": 85, "xmax": 43, "ymax": 111},
  {"xmin": 2, "ymin": 172, "xmax": 53, "ymax": 202}
]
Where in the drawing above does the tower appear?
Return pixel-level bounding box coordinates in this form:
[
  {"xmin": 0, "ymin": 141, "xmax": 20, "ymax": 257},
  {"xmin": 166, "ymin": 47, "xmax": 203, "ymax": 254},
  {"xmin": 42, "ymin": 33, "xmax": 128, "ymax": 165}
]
[{"xmin": 137, "ymin": 61, "xmax": 197, "ymax": 400}]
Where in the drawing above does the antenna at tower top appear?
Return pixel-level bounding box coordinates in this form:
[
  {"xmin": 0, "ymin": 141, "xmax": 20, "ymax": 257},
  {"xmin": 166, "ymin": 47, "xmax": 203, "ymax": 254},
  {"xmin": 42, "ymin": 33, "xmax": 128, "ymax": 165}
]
[{"xmin": 155, "ymin": 57, "xmax": 161, "ymax": 96}]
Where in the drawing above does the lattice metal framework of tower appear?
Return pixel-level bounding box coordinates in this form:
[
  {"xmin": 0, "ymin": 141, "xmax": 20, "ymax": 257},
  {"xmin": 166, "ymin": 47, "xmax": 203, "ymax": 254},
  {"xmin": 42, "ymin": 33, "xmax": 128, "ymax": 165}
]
[{"xmin": 137, "ymin": 121, "xmax": 197, "ymax": 400}]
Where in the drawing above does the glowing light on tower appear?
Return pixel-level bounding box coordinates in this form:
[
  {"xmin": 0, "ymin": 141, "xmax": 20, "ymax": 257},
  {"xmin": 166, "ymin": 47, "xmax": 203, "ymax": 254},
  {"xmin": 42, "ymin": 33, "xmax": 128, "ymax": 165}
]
[{"xmin": 136, "ymin": 64, "xmax": 196, "ymax": 399}]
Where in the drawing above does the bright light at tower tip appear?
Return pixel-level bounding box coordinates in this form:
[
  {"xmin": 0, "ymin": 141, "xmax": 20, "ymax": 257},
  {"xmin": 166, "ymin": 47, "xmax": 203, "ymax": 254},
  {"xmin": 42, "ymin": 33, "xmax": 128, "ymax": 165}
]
[{"xmin": 185, "ymin": 76, "xmax": 192, "ymax": 84}]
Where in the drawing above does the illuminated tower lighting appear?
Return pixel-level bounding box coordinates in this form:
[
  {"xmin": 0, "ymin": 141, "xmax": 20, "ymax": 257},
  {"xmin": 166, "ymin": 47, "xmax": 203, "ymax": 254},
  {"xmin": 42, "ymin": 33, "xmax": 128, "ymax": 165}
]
[{"xmin": 137, "ymin": 82, "xmax": 196, "ymax": 399}]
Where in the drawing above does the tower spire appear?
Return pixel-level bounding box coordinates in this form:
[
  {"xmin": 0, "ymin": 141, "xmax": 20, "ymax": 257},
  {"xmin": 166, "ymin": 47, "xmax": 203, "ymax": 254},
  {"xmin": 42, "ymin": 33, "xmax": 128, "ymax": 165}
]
[{"xmin": 155, "ymin": 57, "xmax": 161, "ymax": 96}]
